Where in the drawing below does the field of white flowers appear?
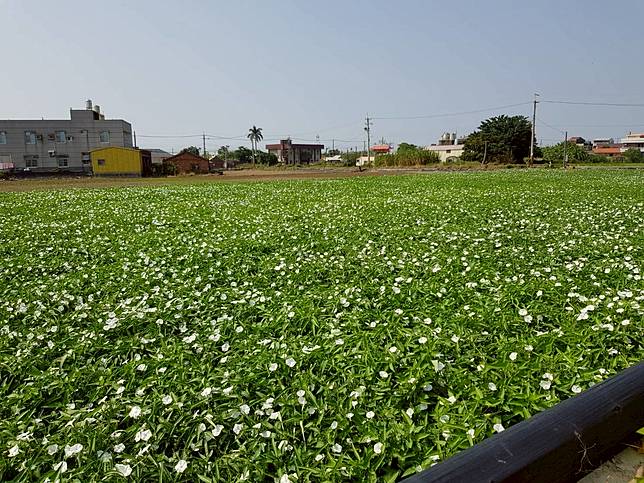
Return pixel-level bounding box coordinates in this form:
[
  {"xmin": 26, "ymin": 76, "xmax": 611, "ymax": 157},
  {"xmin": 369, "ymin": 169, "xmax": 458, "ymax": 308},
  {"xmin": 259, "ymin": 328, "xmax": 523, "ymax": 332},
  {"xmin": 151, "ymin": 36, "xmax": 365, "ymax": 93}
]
[{"xmin": 1, "ymin": 170, "xmax": 643, "ymax": 482}]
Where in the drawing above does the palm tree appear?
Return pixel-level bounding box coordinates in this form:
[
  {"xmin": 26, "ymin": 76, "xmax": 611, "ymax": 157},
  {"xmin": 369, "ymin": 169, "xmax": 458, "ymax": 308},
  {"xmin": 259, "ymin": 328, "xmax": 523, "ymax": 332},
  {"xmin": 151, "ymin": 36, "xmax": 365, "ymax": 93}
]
[{"xmin": 247, "ymin": 126, "xmax": 263, "ymax": 167}]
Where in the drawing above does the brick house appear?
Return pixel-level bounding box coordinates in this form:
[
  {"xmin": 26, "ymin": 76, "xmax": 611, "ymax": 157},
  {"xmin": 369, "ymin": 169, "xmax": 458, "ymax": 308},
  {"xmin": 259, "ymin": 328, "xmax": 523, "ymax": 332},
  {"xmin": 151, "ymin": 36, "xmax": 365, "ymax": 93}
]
[{"xmin": 163, "ymin": 151, "xmax": 209, "ymax": 174}]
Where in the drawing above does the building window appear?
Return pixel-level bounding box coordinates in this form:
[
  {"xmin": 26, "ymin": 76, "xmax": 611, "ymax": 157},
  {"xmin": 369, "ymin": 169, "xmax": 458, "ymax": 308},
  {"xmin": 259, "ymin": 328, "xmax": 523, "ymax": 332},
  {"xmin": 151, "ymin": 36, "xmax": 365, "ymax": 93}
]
[
  {"xmin": 25, "ymin": 131, "xmax": 36, "ymax": 144},
  {"xmin": 82, "ymin": 153, "xmax": 91, "ymax": 164},
  {"xmin": 56, "ymin": 131, "xmax": 67, "ymax": 143},
  {"xmin": 57, "ymin": 157, "xmax": 69, "ymax": 167},
  {"xmin": 97, "ymin": 159, "xmax": 106, "ymax": 166},
  {"xmin": 100, "ymin": 131, "xmax": 110, "ymax": 143},
  {"xmin": 0, "ymin": 131, "xmax": 6, "ymax": 144},
  {"xmin": 24, "ymin": 155, "xmax": 38, "ymax": 168}
]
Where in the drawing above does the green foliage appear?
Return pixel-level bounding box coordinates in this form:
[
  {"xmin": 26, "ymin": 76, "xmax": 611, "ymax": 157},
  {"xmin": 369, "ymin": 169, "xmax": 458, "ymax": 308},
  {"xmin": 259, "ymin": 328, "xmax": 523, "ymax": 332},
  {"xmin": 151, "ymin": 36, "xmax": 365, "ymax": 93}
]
[
  {"xmin": 462, "ymin": 115, "xmax": 533, "ymax": 163},
  {"xmin": 374, "ymin": 144, "xmax": 440, "ymax": 167},
  {"xmin": 181, "ymin": 146, "xmax": 201, "ymax": 156},
  {"xmin": 542, "ymin": 142, "xmax": 590, "ymax": 164},
  {"xmin": 341, "ymin": 151, "xmax": 362, "ymax": 167},
  {"xmin": 623, "ymin": 148, "xmax": 644, "ymax": 163},
  {"xmin": 1, "ymin": 172, "xmax": 643, "ymax": 481},
  {"xmin": 256, "ymin": 151, "xmax": 279, "ymax": 166}
]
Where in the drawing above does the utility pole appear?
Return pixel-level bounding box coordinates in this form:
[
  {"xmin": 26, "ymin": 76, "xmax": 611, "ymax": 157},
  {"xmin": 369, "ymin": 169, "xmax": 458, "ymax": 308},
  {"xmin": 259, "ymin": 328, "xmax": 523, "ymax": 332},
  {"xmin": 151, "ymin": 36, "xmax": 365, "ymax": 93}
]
[
  {"xmin": 530, "ymin": 93, "xmax": 539, "ymax": 166},
  {"xmin": 482, "ymin": 140, "xmax": 488, "ymax": 165},
  {"xmin": 332, "ymin": 139, "xmax": 335, "ymax": 152},
  {"xmin": 364, "ymin": 115, "xmax": 372, "ymax": 161},
  {"xmin": 563, "ymin": 131, "xmax": 568, "ymax": 169},
  {"xmin": 202, "ymin": 132, "xmax": 207, "ymax": 158},
  {"xmin": 133, "ymin": 130, "xmax": 137, "ymax": 148}
]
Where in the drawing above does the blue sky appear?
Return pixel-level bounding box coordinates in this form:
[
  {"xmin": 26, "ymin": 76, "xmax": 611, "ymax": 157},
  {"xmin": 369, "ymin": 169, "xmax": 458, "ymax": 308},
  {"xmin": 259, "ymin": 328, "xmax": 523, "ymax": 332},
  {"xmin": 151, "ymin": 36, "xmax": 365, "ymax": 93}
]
[{"xmin": 2, "ymin": 0, "xmax": 643, "ymax": 153}]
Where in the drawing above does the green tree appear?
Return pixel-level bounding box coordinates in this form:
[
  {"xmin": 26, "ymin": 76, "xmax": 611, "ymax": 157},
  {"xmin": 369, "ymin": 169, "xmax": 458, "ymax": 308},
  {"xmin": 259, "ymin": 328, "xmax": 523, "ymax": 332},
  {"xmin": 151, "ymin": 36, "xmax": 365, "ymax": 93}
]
[
  {"xmin": 623, "ymin": 148, "xmax": 644, "ymax": 163},
  {"xmin": 257, "ymin": 151, "xmax": 278, "ymax": 166},
  {"xmin": 247, "ymin": 126, "xmax": 263, "ymax": 167},
  {"xmin": 542, "ymin": 142, "xmax": 589, "ymax": 165},
  {"xmin": 181, "ymin": 146, "xmax": 201, "ymax": 157},
  {"xmin": 231, "ymin": 146, "xmax": 254, "ymax": 164},
  {"xmin": 462, "ymin": 115, "xmax": 533, "ymax": 163}
]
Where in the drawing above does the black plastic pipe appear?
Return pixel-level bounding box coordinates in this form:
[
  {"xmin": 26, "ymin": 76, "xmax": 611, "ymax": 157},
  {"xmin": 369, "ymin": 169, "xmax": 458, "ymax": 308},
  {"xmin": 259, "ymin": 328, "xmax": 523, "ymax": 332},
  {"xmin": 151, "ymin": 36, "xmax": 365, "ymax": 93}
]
[{"xmin": 402, "ymin": 360, "xmax": 644, "ymax": 483}]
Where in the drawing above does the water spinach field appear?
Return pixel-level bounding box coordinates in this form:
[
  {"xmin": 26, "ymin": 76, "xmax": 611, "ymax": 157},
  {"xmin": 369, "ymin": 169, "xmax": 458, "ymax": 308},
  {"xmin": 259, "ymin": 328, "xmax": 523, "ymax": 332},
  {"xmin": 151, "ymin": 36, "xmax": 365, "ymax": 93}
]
[{"xmin": 1, "ymin": 170, "xmax": 643, "ymax": 482}]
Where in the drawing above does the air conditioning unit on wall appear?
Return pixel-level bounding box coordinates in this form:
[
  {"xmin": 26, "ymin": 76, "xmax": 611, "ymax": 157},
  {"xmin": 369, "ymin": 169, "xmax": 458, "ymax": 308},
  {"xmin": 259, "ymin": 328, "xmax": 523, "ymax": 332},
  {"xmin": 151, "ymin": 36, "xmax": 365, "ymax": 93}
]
[{"xmin": 48, "ymin": 150, "xmax": 56, "ymax": 157}]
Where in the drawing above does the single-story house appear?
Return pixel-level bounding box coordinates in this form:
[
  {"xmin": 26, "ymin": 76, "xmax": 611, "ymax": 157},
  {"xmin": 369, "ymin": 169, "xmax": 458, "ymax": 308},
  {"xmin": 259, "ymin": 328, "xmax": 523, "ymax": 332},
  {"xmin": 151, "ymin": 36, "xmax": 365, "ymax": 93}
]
[
  {"xmin": 425, "ymin": 144, "xmax": 465, "ymax": 162},
  {"xmin": 163, "ymin": 151, "xmax": 210, "ymax": 174},
  {"xmin": 90, "ymin": 147, "xmax": 152, "ymax": 177}
]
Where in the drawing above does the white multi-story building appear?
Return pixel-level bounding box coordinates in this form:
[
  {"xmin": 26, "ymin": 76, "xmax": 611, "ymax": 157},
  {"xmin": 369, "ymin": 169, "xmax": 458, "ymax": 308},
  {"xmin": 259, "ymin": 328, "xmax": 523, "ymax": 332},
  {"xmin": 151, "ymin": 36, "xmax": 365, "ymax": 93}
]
[{"xmin": 619, "ymin": 132, "xmax": 644, "ymax": 153}]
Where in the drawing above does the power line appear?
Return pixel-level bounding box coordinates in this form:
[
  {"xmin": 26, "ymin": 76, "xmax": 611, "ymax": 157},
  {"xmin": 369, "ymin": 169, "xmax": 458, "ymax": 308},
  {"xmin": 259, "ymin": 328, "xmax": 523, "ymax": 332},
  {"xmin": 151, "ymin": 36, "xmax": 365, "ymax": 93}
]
[
  {"xmin": 371, "ymin": 102, "xmax": 531, "ymax": 120},
  {"xmin": 541, "ymin": 100, "xmax": 644, "ymax": 107},
  {"xmin": 537, "ymin": 118, "xmax": 565, "ymax": 135}
]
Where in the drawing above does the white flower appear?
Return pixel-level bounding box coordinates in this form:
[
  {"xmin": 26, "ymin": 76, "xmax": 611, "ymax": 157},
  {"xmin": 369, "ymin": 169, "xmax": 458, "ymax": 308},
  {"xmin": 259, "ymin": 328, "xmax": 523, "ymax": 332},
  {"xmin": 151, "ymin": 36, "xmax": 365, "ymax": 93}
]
[
  {"xmin": 571, "ymin": 385, "xmax": 582, "ymax": 394},
  {"xmin": 162, "ymin": 395, "xmax": 172, "ymax": 405},
  {"xmin": 418, "ymin": 336, "xmax": 428, "ymax": 344},
  {"xmin": 466, "ymin": 428, "xmax": 475, "ymax": 438},
  {"xmin": 240, "ymin": 404, "xmax": 250, "ymax": 415},
  {"xmin": 493, "ymin": 423, "xmax": 505, "ymax": 433},
  {"xmin": 269, "ymin": 363, "xmax": 278, "ymax": 372},
  {"xmin": 335, "ymin": 338, "xmax": 344, "ymax": 345},
  {"xmin": 524, "ymin": 345, "xmax": 534, "ymax": 352},
  {"xmin": 315, "ymin": 454, "xmax": 325, "ymax": 462},
  {"xmin": 346, "ymin": 412, "xmax": 354, "ymax": 419},
  {"xmin": 174, "ymin": 459, "xmax": 188, "ymax": 474},
  {"xmin": 389, "ymin": 346, "xmax": 397, "ymax": 353},
  {"xmin": 8, "ymin": 445, "xmax": 19, "ymax": 457},
  {"xmin": 233, "ymin": 423, "xmax": 243, "ymax": 435},
  {"xmin": 260, "ymin": 430, "xmax": 272, "ymax": 438},
  {"xmin": 285, "ymin": 358, "xmax": 296, "ymax": 368},
  {"xmin": 47, "ymin": 444, "xmax": 58, "ymax": 455},
  {"xmin": 113, "ymin": 443, "xmax": 125, "ymax": 453},
  {"xmin": 115, "ymin": 463, "xmax": 132, "ymax": 477},
  {"xmin": 54, "ymin": 461, "xmax": 68, "ymax": 473},
  {"xmin": 128, "ymin": 406, "xmax": 141, "ymax": 419},
  {"xmin": 296, "ymin": 390, "xmax": 305, "ymax": 397},
  {"xmin": 542, "ymin": 372, "xmax": 554, "ymax": 380},
  {"xmin": 488, "ymin": 383, "xmax": 497, "ymax": 391},
  {"xmin": 394, "ymin": 308, "xmax": 403, "ymax": 315},
  {"xmin": 446, "ymin": 395, "xmax": 457, "ymax": 404},
  {"xmin": 451, "ymin": 335, "xmax": 460, "ymax": 343},
  {"xmin": 135, "ymin": 429, "xmax": 152, "ymax": 442},
  {"xmin": 201, "ymin": 387, "xmax": 213, "ymax": 397},
  {"xmin": 64, "ymin": 443, "xmax": 83, "ymax": 458},
  {"xmin": 366, "ymin": 411, "xmax": 375, "ymax": 419},
  {"xmin": 330, "ymin": 421, "xmax": 338, "ymax": 429},
  {"xmin": 406, "ymin": 408, "xmax": 414, "ymax": 418},
  {"xmin": 518, "ymin": 308, "xmax": 528, "ymax": 316},
  {"xmin": 212, "ymin": 425, "xmax": 224, "ymax": 436},
  {"xmin": 540, "ymin": 380, "xmax": 552, "ymax": 390},
  {"xmin": 331, "ymin": 443, "xmax": 343, "ymax": 453},
  {"xmin": 432, "ymin": 360, "xmax": 445, "ymax": 372},
  {"xmin": 509, "ymin": 352, "xmax": 518, "ymax": 361},
  {"xmin": 221, "ymin": 343, "xmax": 230, "ymax": 352},
  {"xmin": 373, "ymin": 442, "xmax": 383, "ymax": 454}
]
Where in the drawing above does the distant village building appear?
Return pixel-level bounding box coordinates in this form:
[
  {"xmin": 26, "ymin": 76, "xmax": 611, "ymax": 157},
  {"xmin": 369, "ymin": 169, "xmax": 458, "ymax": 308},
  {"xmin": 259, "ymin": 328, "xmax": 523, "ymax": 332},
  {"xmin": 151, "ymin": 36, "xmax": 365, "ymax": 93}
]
[
  {"xmin": 371, "ymin": 144, "xmax": 392, "ymax": 154},
  {"xmin": 163, "ymin": 151, "xmax": 210, "ymax": 174},
  {"xmin": 619, "ymin": 132, "xmax": 644, "ymax": 154},
  {"xmin": 147, "ymin": 148, "xmax": 172, "ymax": 166},
  {"xmin": 592, "ymin": 138, "xmax": 615, "ymax": 149},
  {"xmin": 91, "ymin": 147, "xmax": 152, "ymax": 177},
  {"xmin": 266, "ymin": 139, "xmax": 324, "ymax": 165},
  {"xmin": 0, "ymin": 100, "xmax": 132, "ymax": 173},
  {"xmin": 425, "ymin": 132, "xmax": 465, "ymax": 162}
]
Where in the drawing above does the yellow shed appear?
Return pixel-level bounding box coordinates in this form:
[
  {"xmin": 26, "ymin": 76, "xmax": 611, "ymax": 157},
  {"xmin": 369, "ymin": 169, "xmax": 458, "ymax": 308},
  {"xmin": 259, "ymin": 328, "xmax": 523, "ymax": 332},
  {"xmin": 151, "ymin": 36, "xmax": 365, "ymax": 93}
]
[{"xmin": 91, "ymin": 147, "xmax": 143, "ymax": 176}]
